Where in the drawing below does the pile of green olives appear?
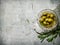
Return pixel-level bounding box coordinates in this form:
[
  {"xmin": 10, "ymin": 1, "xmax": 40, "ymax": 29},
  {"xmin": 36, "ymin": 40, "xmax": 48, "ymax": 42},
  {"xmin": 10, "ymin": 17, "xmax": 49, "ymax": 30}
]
[{"xmin": 39, "ymin": 12, "xmax": 56, "ymax": 28}]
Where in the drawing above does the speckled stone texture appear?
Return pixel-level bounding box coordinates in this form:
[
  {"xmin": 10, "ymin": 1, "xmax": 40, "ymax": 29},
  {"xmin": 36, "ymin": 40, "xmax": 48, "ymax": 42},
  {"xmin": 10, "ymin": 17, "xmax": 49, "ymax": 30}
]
[{"xmin": 0, "ymin": 0, "xmax": 60, "ymax": 45}]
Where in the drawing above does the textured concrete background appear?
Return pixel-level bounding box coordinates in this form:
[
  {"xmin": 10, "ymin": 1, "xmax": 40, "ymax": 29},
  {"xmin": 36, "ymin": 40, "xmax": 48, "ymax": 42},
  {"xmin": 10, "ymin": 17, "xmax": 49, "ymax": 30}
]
[{"xmin": 0, "ymin": 0, "xmax": 60, "ymax": 45}]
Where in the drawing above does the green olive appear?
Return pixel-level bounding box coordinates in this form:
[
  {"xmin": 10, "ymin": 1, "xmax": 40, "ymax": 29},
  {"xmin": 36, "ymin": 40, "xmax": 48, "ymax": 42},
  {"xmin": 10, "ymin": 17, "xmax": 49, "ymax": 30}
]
[
  {"xmin": 50, "ymin": 14, "xmax": 54, "ymax": 18},
  {"xmin": 42, "ymin": 12, "xmax": 48, "ymax": 15},
  {"xmin": 43, "ymin": 21, "xmax": 47, "ymax": 25},
  {"xmin": 53, "ymin": 21, "xmax": 56, "ymax": 25},
  {"xmin": 48, "ymin": 18, "xmax": 53, "ymax": 22},
  {"xmin": 41, "ymin": 16, "xmax": 46, "ymax": 19},
  {"xmin": 47, "ymin": 14, "xmax": 50, "ymax": 17},
  {"xmin": 39, "ymin": 18, "xmax": 43, "ymax": 22},
  {"xmin": 45, "ymin": 18, "xmax": 49, "ymax": 21},
  {"xmin": 46, "ymin": 22, "xmax": 49, "ymax": 25}
]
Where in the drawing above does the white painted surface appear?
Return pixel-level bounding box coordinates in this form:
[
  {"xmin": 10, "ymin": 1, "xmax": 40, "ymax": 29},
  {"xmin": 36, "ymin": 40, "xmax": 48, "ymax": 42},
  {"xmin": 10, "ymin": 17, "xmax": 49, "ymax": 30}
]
[{"xmin": 0, "ymin": 0, "xmax": 60, "ymax": 45}]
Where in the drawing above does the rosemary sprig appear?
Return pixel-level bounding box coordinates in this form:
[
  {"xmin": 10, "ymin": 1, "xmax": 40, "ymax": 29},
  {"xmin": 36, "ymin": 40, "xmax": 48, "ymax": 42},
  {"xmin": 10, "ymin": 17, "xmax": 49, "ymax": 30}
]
[{"xmin": 34, "ymin": 25, "xmax": 60, "ymax": 42}]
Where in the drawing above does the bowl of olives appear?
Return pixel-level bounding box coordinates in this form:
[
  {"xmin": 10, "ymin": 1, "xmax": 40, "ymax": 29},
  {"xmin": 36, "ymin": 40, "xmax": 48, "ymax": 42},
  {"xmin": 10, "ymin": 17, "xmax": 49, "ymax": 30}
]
[{"xmin": 38, "ymin": 9, "xmax": 58, "ymax": 31}]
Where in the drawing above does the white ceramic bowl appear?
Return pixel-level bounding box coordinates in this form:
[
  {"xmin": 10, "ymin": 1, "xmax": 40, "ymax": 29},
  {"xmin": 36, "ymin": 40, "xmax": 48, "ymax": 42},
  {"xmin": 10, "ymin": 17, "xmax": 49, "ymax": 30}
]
[{"xmin": 37, "ymin": 9, "xmax": 58, "ymax": 32}]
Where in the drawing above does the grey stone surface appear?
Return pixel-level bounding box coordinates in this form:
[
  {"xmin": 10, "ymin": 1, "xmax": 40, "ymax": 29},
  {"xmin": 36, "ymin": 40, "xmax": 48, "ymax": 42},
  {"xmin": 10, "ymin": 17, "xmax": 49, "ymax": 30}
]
[{"xmin": 0, "ymin": 0, "xmax": 60, "ymax": 45}]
